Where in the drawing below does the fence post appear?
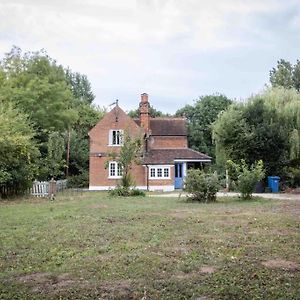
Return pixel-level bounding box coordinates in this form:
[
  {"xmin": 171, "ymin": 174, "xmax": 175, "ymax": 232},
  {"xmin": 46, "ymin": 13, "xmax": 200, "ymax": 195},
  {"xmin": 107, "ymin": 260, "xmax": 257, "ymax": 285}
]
[{"xmin": 49, "ymin": 178, "xmax": 57, "ymax": 200}]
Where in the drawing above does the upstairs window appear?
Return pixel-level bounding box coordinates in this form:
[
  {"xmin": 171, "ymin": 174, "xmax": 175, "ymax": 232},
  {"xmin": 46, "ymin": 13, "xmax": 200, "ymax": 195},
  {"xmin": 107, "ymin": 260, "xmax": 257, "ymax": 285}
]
[{"xmin": 109, "ymin": 129, "xmax": 123, "ymax": 146}]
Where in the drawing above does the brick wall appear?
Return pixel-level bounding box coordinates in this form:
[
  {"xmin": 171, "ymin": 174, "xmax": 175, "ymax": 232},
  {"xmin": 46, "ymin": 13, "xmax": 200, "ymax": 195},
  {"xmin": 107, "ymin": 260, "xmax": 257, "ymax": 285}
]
[
  {"xmin": 148, "ymin": 166, "xmax": 174, "ymax": 186},
  {"xmin": 89, "ymin": 106, "xmax": 144, "ymax": 188},
  {"xmin": 149, "ymin": 136, "xmax": 187, "ymax": 149}
]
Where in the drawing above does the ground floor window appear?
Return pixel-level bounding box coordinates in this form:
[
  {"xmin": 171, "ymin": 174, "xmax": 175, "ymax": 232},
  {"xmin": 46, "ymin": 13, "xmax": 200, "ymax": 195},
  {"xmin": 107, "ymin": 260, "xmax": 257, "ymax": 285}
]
[
  {"xmin": 149, "ymin": 166, "xmax": 171, "ymax": 179},
  {"xmin": 109, "ymin": 161, "xmax": 123, "ymax": 178}
]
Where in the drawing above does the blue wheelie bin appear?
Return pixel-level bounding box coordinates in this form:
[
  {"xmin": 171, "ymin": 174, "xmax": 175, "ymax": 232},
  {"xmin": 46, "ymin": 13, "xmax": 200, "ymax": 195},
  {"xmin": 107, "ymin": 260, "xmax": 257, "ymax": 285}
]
[{"xmin": 267, "ymin": 176, "xmax": 280, "ymax": 193}]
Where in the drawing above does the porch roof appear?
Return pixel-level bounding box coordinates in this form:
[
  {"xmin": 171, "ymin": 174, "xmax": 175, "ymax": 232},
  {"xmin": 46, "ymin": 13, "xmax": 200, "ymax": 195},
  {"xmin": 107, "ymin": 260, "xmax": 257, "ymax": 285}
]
[{"xmin": 142, "ymin": 148, "xmax": 211, "ymax": 165}]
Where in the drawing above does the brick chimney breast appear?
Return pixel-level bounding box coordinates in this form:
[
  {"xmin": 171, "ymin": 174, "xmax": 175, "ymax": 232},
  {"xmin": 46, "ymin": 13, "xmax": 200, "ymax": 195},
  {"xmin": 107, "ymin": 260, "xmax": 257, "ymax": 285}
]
[{"xmin": 139, "ymin": 93, "xmax": 150, "ymax": 133}]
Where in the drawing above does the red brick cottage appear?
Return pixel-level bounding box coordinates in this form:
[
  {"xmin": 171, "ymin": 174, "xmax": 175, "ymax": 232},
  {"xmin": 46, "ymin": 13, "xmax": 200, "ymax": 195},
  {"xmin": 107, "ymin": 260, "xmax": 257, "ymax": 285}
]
[{"xmin": 89, "ymin": 93, "xmax": 211, "ymax": 191}]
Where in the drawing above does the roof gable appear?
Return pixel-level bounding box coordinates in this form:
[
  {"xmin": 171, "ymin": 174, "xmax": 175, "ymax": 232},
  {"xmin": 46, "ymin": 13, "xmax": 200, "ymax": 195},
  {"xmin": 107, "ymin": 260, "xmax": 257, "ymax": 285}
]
[{"xmin": 89, "ymin": 106, "xmax": 143, "ymax": 136}]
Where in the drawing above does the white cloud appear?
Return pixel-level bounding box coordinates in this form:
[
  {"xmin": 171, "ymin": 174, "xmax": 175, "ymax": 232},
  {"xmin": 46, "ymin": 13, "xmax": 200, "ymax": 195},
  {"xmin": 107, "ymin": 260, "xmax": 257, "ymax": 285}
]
[{"xmin": 0, "ymin": 0, "xmax": 299, "ymax": 112}]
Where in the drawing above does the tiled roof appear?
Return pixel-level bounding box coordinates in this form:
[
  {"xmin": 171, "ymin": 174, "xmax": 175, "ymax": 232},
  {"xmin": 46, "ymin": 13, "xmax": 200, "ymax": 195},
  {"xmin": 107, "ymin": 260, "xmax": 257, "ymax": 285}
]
[
  {"xmin": 133, "ymin": 118, "xmax": 187, "ymax": 136},
  {"xmin": 143, "ymin": 148, "xmax": 211, "ymax": 164},
  {"xmin": 150, "ymin": 118, "xmax": 187, "ymax": 135}
]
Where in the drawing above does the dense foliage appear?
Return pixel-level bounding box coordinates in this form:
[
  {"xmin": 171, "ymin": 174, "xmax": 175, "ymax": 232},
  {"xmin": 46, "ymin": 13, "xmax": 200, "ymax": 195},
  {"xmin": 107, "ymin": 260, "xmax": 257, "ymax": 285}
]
[
  {"xmin": 0, "ymin": 46, "xmax": 103, "ymax": 195},
  {"xmin": 0, "ymin": 103, "xmax": 39, "ymax": 197},
  {"xmin": 184, "ymin": 169, "xmax": 219, "ymax": 202},
  {"xmin": 226, "ymin": 160, "xmax": 265, "ymax": 199},
  {"xmin": 270, "ymin": 59, "xmax": 300, "ymax": 91},
  {"xmin": 176, "ymin": 94, "xmax": 232, "ymax": 158},
  {"xmin": 213, "ymin": 89, "xmax": 300, "ymax": 178},
  {"xmin": 128, "ymin": 106, "xmax": 170, "ymax": 118}
]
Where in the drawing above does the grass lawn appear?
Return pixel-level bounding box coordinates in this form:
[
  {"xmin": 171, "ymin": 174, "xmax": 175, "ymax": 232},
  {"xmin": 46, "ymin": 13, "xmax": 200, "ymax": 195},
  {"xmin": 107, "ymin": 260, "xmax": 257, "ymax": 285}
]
[{"xmin": 0, "ymin": 192, "xmax": 299, "ymax": 300}]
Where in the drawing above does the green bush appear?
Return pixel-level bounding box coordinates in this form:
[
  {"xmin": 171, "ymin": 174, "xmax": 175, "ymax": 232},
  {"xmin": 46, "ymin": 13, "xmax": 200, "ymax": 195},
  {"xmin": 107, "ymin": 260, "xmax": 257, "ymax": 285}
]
[
  {"xmin": 237, "ymin": 160, "xmax": 265, "ymax": 199},
  {"xmin": 109, "ymin": 186, "xmax": 145, "ymax": 197},
  {"xmin": 67, "ymin": 171, "xmax": 89, "ymax": 188},
  {"xmin": 282, "ymin": 166, "xmax": 300, "ymax": 188},
  {"xmin": 130, "ymin": 188, "xmax": 146, "ymax": 196},
  {"xmin": 184, "ymin": 169, "xmax": 219, "ymax": 202}
]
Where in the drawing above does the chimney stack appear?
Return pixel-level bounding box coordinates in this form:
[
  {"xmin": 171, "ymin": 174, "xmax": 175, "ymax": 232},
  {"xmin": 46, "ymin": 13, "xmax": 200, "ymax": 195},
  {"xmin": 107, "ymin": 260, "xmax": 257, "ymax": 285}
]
[{"xmin": 139, "ymin": 93, "xmax": 150, "ymax": 132}]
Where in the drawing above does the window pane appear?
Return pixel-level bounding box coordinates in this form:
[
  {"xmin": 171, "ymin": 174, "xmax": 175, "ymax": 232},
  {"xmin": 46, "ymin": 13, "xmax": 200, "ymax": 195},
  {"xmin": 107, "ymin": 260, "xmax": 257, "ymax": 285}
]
[
  {"xmin": 164, "ymin": 168, "xmax": 169, "ymax": 177},
  {"xmin": 112, "ymin": 131, "xmax": 116, "ymax": 145},
  {"xmin": 110, "ymin": 162, "xmax": 115, "ymax": 176},
  {"xmin": 150, "ymin": 168, "xmax": 155, "ymax": 177},
  {"xmin": 157, "ymin": 168, "xmax": 162, "ymax": 177},
  {"xmin": 117, "ymin": 163, "xmax": 123, "ymax": 176},
  {"xmin": 178, "ymin": 164, "xmax": 182, "ymax": 177},
  {"xmin": 116, "ymin": 131, "xmax": 120, "ymax": 145}
]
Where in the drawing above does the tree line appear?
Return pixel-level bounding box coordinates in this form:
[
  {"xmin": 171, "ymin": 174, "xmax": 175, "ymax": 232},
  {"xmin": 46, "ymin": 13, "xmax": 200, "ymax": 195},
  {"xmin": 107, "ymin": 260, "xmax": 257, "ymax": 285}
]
[
  {"xmin": 0, "ymin": 46, "xmax": 105, "ymax": 197},
  {"xmin": 0, "ymin": 45, "xmax": 299, "ymax": 197}
]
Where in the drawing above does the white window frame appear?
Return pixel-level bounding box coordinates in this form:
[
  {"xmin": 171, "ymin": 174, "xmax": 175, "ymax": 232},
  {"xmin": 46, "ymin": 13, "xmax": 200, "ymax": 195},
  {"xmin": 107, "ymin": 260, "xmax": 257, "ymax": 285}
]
[
  {"xmin": 109, "ymin": 129, "xmax": 124, "ymax": 146},
  {"xmin": 108, "ymin": 161, "xmax": 123, "ymax": 178},
  {"xmin": 149, "ymin": 165, "xmax": 171, "ymax": 179}
]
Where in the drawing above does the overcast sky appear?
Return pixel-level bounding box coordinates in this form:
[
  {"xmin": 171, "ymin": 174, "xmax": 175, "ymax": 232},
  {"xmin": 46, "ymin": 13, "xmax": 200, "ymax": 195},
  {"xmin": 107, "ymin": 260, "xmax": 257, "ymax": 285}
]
[{"xmin": 0, "ymin": 0, "xmax": 299, "ymax": 113}]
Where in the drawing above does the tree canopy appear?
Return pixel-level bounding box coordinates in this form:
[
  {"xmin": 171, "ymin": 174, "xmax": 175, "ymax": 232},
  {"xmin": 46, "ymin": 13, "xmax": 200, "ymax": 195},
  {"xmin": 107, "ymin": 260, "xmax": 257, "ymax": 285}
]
[
  {"xmin": 128, "ymin": 106, "xmax": 170, "ymax": 118},
  {"xmin": 0, "ymin": 46, "xmax": 78, "ymax": 133},
  {"xmin": 270, "ymin": 59, "xmax": 300, "ymax": 91},
  {"xmin": 0, "ymin": 46, "xmax": 103, "ymax": 191},
  {"xmin": 176, "ymin": 94, "xmax": 232, "ymax": 158},
  {"xmin": 213, "ymin": 88, "xmax": 300, "ymax": 178},
  {"xmin": 0, "ymin": 103, "xmax": 39, "ymax": 196}
]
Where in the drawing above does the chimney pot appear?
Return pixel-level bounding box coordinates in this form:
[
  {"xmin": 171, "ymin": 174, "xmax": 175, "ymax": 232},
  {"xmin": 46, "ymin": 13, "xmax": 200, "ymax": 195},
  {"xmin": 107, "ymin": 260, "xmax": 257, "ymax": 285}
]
[{"xmin": 141, "ymin": 93, "xmax": 148, "ymax": 103}]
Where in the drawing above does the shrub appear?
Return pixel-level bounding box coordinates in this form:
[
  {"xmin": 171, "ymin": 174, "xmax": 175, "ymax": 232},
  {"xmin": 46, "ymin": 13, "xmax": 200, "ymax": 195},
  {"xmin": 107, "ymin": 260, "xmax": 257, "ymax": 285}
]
[
  {"xmin": 109, "ymin": 186, "xmax": 145, "ymax": 197},
  {"xmin": 130, "ymin": 188, "xmax": 146, "ymax": 196},
  {"xmin": 282, "ymin": 166, "xmax": 300, "ymax": 189},
  {"xmin": 184, "ymin": 169, "xmax": 219, "ymax": 202},
  {"xmin": 237, "ymin": 160, "xmax": 265, "ymax": 199},
  {"xmin": 67, "ymin": 171, "xmax": 89, "ymax": 188}
]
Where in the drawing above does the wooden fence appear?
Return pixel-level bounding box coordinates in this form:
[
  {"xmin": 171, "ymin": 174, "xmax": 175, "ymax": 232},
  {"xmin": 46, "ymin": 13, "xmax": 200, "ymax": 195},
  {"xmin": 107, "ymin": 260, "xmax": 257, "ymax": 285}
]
[{"xmin": 31, "ymin": 179, "xmax": 68, "ymax": 197}]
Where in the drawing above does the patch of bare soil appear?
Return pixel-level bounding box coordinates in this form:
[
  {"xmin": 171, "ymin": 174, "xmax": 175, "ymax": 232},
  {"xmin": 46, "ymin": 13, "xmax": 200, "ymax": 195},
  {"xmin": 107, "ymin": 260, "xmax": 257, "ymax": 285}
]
[
  {"xmin": 94, "ymin": 279, "xmax": 135, "ymax": 299},
  {"xmin": 262, "ymin": 259, "xmax": 300, "ymax": 271},
  {"xmin": 17, "ymin": 272, "xmax": 79, "ymax": 293},
  {"xmin": 199, "ymin": 266, "xmax": 216, "ymax": 274},
  {"xmin": 175, "ymin": 266, "xmax": 217, "ymax": 280},
  {"xmin": 17, "ymin": 273, "xmax": 134, "ymax": 297}
]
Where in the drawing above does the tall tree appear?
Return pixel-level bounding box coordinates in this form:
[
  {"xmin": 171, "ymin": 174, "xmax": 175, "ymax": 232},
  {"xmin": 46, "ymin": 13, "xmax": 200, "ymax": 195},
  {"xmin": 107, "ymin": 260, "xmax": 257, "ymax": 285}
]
[
  {"xmin": 0, "ymin": 46, "xmax": 78, "ymax": 133},
  {"xmin": 0, "ymin": 103, "xmax": 39, "ymax": 196},
  {"xmin": 270, "ymin": 59, "xmax": 300, "ymax": 91},
  {"xmin": 176, "ymin": 94, "xmax": 232, "ymax": 158},
  {"xmin": 128, "ymin": 106, "xmax": 170, "ymax": 118},
  {"xmin": 65, "ymin": 68, "xmax": 95, "ymax": 104},
  {"xmin": 0, "ymin": 46, "xmax": 103, "ymax": 183},
  {"xmin": 213, "ymin": 88, "xmax": 300, "ymax": 177}
]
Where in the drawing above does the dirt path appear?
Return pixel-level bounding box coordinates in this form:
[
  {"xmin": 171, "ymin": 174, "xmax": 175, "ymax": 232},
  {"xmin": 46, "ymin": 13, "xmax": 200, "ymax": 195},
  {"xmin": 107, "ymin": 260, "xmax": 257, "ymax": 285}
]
[{"xmin": 149, "ymin": 191, "xmax": 300, "ymax": 200}]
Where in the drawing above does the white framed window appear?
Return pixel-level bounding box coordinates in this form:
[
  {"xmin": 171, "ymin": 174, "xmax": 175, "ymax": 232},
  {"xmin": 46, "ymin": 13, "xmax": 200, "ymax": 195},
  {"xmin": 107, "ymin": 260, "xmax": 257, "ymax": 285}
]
[
  {"xmin": 164, "ymin": 168, "xmax": 169, "ymax": 177},
  {"xmin": 150, "ymin": 168, "xmax": 156, "ymax": 177},
  {"xmin": 149, "ymin": 165, "xmax": 171, "ymax": 179},
  {"xmin": 109, "ymin": 130, "xmax": 123, "ymax": 146},
  {"xmin": 157, "ymin": 168, "xmax": 162, "ymax": 177},
  {"xmin": 109, "ymin": 161, "xmax": 123, "ymax": 178}
]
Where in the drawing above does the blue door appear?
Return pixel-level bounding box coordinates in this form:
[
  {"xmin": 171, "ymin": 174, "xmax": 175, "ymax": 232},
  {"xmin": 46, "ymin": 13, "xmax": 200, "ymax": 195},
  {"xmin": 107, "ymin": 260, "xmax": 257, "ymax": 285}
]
[{"xmin": 175, "ymin": 163, "xmax": 183, "ymax": 189}]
